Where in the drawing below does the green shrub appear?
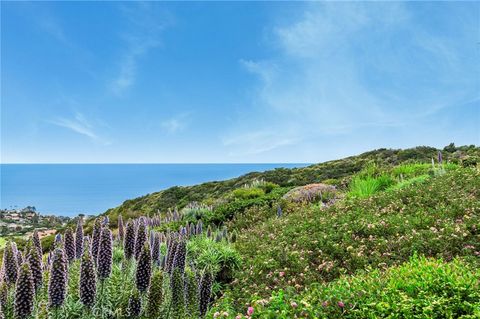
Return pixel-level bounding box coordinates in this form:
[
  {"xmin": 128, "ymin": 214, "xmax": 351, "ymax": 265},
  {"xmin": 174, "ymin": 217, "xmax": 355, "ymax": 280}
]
[
  {"xmin": 462, "ymin": 155, "xmax": 479, "ymax": 167},
  {"xmin": 259, "ymin": 182, "xmax": 279, "ymax": 194},
  {"xmin": 187, "ymin": 236, "xmax": 241, "ymax": 285},
  {"xmin": 182, "ymin": 206, "xmax": 213, "ymax": 223},
  {"xmin": 206, "ymin": 187, "xmax": 290, "ymax": 224},
  {"xmin": 233, "ymin": 187, "xmax": 265, "ymax": 200}
]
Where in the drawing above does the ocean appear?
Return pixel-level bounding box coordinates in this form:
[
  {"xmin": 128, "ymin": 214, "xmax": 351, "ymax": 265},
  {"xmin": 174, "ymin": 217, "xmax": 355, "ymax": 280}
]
[{"xmin": 0, "ymin": 164, "xmax": 309, "ymax": 217}]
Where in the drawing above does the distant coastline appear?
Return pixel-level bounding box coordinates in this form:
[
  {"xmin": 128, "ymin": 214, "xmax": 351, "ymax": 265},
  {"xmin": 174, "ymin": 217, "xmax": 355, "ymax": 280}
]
[
  {"xmin": 1, "ymin": 163, "xmax": 309, "ymax": 217},
  {"xmin": 0, "ymin": 206, "xmax": 71, "ymax": 247}
]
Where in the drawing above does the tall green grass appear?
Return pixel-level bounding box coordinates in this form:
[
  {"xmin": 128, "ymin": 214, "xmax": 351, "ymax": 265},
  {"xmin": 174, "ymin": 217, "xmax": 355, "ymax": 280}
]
[
  {"xmin": 392, "ymin": 162, "xmax": 458, "ymax": 179},
  {"xmin": 391, "ymin": 163, "xmax": 431, "ymax": 178},
  {"xmin": 387, "ymin": 174, "xmax": 429, "ymax": 191},
  {"xmin": 348, "ymin": 162, "xmax": 460, "ymax": 198},
  {"xmin": 348, "ymin": 175, "xmax": 394, "ymax": 198}
]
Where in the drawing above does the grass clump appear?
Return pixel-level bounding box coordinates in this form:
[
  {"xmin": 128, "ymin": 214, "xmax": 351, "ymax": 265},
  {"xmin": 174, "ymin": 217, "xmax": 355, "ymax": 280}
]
[
  {"xmin": 387, "ymin": 174, "xmax": 430, "ymax": 191},
  {"xmin": 187, "ymin": 236, "xmax": 241, "ymax": 285},
  {"xmin": 347, "ymin": 174, "xmax": 394, "ymax": 198},
  {"xmin": 232, "ymin": 187, "xmax": 265, "ymax": 200}
]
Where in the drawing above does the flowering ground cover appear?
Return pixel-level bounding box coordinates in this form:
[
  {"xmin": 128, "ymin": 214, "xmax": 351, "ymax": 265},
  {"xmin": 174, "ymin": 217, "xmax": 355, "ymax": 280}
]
[
  {"xmin": 218, "ymin": 255, "xmax": 480, "ymax": 318},
  {"xmin": 209, "ymin": 167, "xmax": 480, "ymax": 318}
]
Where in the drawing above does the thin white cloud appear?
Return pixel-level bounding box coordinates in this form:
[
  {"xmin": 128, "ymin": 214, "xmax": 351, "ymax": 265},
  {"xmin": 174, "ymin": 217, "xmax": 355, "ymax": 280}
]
[
  {"xmin": 223, "ymin": 130, "xmax": 300, "ymax": 156},
  {"xmin": 229, "ymin": 2, "xmax": 478, "ymax": 157},
  {"xmin": 161, "ymin": 113, "xmax": 191, "ymax": 134},
  {"xmin": 110, "ymin": 3, "xmax": 171, "ymax": 96},
  {"xmin": 50, "ymin": 112, "xmax": 110, "ymax": 145},
  {"xmin": 38, "ymin": 16, "xmax": 70, "ymax": 46}
]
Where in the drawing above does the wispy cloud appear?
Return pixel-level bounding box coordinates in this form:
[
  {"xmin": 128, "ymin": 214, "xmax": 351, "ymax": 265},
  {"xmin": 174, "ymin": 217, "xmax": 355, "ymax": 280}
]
[
  {"xmin": 228, "ymin": 2, "xmax": 478, "ymax": 156},
  {"xmin": 223, "ymin": 130, "xmax": 300, "ymax": 156},
  {"xmin": 38, "ymin": 15, "xmax": 71, "ymax": 46},
  {"xmin": 110, "ymin": 3, "xmax": 171, "ymax": 96},
  {"xmin": 161, "ymin": 113, "xmax": 191, "ymax": 134},
  {"xmin": 50, "ymin": 112, "xmax": 110, "ymax": 145}
]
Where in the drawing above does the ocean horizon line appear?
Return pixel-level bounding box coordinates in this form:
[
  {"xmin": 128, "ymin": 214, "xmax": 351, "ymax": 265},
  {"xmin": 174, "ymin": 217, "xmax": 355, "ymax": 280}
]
[
  {"xmin": 1, "ymin": 163, "xmax": 310, "ymax": 216},
  {"xmin": 0, "ymin": 162, "xmax": 313, "ymax": 165}
]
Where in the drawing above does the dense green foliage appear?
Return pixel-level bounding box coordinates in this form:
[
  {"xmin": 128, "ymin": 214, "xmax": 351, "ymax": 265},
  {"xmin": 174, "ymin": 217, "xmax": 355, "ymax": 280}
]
[
  {"xmin": 209, "ymin": 166, "xmax": 480, "ymax": 317},
  {"xmin": 2, "ymin": 145, "xmax": 479, "ymax": 319}
]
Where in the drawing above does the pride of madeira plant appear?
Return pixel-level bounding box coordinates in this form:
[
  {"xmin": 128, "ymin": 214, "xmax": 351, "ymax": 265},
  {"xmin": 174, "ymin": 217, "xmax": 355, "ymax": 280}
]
[
  {"xmin": 14, "ymin": 263, "xmax": 34, "ymax": 319},
  {"xmin": 1, "ymin": 213, "xmax": 238, "ymax": 318},
  {"xmin": 79, "ymin": 241, "xmax": 96, "ymax": 308}
]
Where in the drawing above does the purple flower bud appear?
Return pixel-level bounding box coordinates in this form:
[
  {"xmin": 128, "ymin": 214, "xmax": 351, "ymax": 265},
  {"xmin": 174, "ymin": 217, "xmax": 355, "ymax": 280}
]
[
  {"xmin": 79, "ymin": 246, "xmax": 96, "ymax": 307},
  {"xmin": 15, "ymin": 263, "xmax": 34, "ymax": 319},
  {"xmin": 3, "ymin": 242, "xmax": 18, "ymax": 285},
  {"xmin": 75, "ymin": 218, "xmax": 84, "ymax": 259},
  {"xmin": 97, "ymin": 228, "xmax": 113, "ymax": 280},
  {"xmin": 199, "ymin": 271, "xmax": 213, "ymax": 316},
  {"xmin": 27, "ymin": 245, "xmax": 43, "ymax": 293},
  {"xmin": 32, "ymin": 230, "xmax": 43, "ymax": 257},
  {"xmin": 277, "ymin": 205, "xmax": 283, "ymax": 217},
  {"xmin": 117, "ymin": 215, "xmax": 125, "ymax": 241},
  {"xmin": 171, "ymin": 267, "xmax": 185, "ymax": 317},
  {"xmin": 135, "ymin": 219, "xmax": 147, "ymax": 260},
  {"xmin": 48, "ymin": 249, "xmax": 67, "ymax": 308},
  {"xmin": 124, "ymin": 221, "xmax": 136, "ymax": 260},
  {"xmin": 136, "ymin": 244, "xmax": 152, "ymax": 293},
  {"xmin": 91, "ymin": 219, "xmax": 102, "ymax": 263},
  {"xmin": 64, "ymin": 228, "xmax": 75, "ymax": 264}
]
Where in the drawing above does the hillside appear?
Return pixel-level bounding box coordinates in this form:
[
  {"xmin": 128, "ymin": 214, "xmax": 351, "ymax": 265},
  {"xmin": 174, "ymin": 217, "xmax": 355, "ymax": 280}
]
[
  {"xmin": 33, "ymin": 144, "xmax": 480, "ymax": 258},
  {"xmin": 99, "ymin": 144, "xmax": 478, "ymax": 227},
  {"xmin": 1, "ymin": 144, "xmax": 479, "ymax": 319},
  {"xmin": 212, "ymin": 166, "xmax": 480, "ymax": 317}
]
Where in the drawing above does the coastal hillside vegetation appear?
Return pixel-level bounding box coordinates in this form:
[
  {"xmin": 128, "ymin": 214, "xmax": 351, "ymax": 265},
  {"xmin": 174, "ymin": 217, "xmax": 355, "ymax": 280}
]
[
  {"xmin": 92, "ymin": 144, "xmax": 478, "ymax": 232},
  {"xmin": 0, "ymin": 144, "xmax": 479, "ymax": 318}
]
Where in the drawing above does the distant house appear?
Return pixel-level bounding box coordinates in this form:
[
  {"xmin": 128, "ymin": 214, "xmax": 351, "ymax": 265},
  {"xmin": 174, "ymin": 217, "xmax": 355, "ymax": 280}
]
[{"xmin": 24, "ymin": 212, "xmax": 36, "ymax": 219}]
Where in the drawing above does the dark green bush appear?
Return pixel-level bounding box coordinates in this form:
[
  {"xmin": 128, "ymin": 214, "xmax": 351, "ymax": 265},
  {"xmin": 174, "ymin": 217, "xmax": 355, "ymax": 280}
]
[{"xmin": 232, "ymin": 187, "xmax": 265, "ymax": 200}]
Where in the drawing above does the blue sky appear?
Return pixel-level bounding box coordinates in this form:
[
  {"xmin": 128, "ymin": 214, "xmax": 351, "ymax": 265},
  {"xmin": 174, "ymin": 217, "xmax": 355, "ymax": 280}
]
[{"xmin": 1, "ymin": 1, "xmax": 479, "ymax": 163}]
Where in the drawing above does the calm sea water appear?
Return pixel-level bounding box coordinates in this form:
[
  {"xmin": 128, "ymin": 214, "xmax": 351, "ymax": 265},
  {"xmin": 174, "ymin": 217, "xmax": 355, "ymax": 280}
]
[{"xmin": 0, "ymin": 164, "xmax": 308, "ymax": 217}]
